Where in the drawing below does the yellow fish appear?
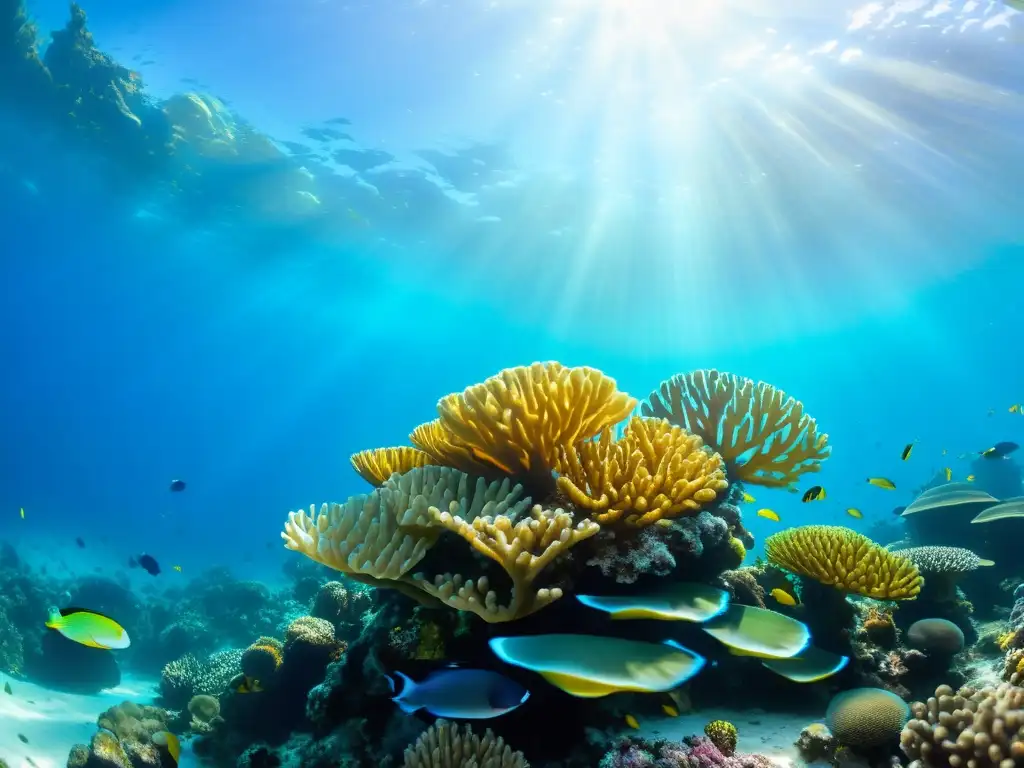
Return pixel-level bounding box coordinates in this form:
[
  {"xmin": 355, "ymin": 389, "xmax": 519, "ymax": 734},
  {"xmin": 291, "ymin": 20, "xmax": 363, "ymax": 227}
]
[
  {"xmin": 944, "ymin": 467, "xmax": 952, "ymax": 482},
  {"xmin": 845, "ymin": 508, "xmax": 862, "ymax": 519},
  {"xmin": 172, "ymin": 565, "xmax": 182, "ymax": 572},
  {"xmin": 967, "ymin": 474, "xmax": 976, "ymax": 483},
  {"xmin": 801, "ymin": 486, "xmax": 826, "ymax": 502},
  {"xmin": 45, "ymin": 608, "xmax": 130, "ymax": 649},
  {"xmin": 756, "ymin": 508, "xmax": 780, "ymax": 522},
  {"xmin": 741, "ymin": 492, "xmax": 756, "ymax": 503},
  {"xmin": 1010, "ymin": 404, "xmax": 1021, "ymax": 413},
  {"xmin": 236, "ymin": 675, "xmax": 263, "ymax": 694},
  {"xmin": 625, "ymin": 714, "xmax": 640, "ymax": 729},
  {"xmin": 901, "ymin": 443, "xmax": 914, "ymax": 461},
  {"xmin": 770, "ymin": 588, "xmax": 798, "ymax": 607},
  {"xmin": 867, "ymin": 477, "xmax": 896, "ymax": 490},
  {"xmin": 661, "ymin": 704, "xmax": 679, "ymax": 717},
  {"xmin": 152, "ymin": 732, "xmax": 180, "ymax": 765},
  {"xmin": 19, "ymin": 507, "xmax": 24, "ymax": 519}
]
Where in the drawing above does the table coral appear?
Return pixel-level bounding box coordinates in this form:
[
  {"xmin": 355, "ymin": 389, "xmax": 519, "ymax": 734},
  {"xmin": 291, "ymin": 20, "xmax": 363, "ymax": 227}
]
[
  {"xmin": 640, "ymin": 369, "xmax": 830, "ymax": 488},
  {"xmin": 765, "ymin": 525, "xmax": 922, "ymax": 599},
  {"xmin": 350, "ymin": 446, "xmax": 434, "ymax": 486},
  {"xmin": 556, "ymin": 416, "xmax": 729, "ymax": 527}
]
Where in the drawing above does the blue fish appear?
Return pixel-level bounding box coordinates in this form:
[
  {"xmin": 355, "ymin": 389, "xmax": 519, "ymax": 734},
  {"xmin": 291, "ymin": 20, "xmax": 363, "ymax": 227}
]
[{"xmin": 385, "ymin": 667, "xmax": 529, "ymax": 719}]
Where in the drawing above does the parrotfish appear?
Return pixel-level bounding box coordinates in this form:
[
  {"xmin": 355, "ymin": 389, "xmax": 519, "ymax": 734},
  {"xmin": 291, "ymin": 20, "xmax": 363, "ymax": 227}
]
[
  {"xmin": 701, "ymin": 604, "xmax": 810, "ymax": 659},
  {"xmin": 488, "ymin": 634, "xmax": 706, "ymax": 698},
  {"xmin": 385, "ymin": 667, "xmax": 529, "ymax": 719},
  {"xmin": 577, "ymin": 583, "xmax": 729, "ymax": 622},
  {"xmin": 45, "ymin": 607, "xmax": 130, "ymax": 650}
]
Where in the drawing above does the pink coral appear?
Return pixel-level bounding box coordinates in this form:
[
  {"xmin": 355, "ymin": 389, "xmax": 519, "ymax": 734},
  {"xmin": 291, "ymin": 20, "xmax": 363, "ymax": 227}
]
[{"xmin": 599, "ymin": 736, "xmax": 773, "ymax": 768}]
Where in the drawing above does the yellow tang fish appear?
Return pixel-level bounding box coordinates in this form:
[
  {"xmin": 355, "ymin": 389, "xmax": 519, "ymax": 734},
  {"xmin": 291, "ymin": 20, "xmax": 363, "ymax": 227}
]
[
  {"xmin": 801, "ymin": 486, "xmax": 826, "ymax": 503},
  {"xmin": 966, "ymin": 474, "xmax": 976, "ymax": 483},
  {"xmin": 756, "ymin": 508, "xmax": 780, "ymax": 522},
  {"xmin": 867, "ymin": 477, "xmax": 896, "ymax": 490},
  {"xmin": 846, "ymin": 508, "xmax": 863, "ymax": 519},
  {"xmin": 944, "ymin": 467, "xmax": 952, "ymax": 482},
  {"xmin": 741, "ymin": 492, "xmax": 756, "ymax": 503},
  {"xmin": 901, "ymin": 443, "xmax": 914, "ymax": 461},
  {"xmin": 625, "ymin": 714, "xmax": 640, "ymax": 729},
  {"xmin": 45, "ymin": 608, "xmax": 130, "ymax": 649},
  {"xmin": 661, "ymin": 704, "xmax": 679, "ymax": 717},
  {"xmin": 770, "ymin": 588, "xmax": 798, "ymax": 607}
]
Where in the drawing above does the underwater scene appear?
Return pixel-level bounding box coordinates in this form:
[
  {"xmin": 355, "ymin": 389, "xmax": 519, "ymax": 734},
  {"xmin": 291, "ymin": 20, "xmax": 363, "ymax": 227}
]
[{"xmin": 2, "ymin": 0, "xmax": 1024, "ymax": 767}]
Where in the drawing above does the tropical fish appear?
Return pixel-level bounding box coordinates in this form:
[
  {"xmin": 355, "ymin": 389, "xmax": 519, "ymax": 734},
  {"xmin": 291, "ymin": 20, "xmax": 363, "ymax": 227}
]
[
  {"xmin": 132, "ymin": 554, "xmax": 161, "ymax": 576},
  {"xmin": 662, "ymin": 704, "xmax": 679, "ymax": 717},
  {"xmin": 173, "ymin": 565, "xmax": 182, "ymax": 572},
  {"xmin": 786, "ymin": 486, "xmax": 799, "ymax": 494},
  {"xmin": 17, "ymin": 734, "xmax": 28, "ymax": 744},
  {"xmin": 625, "ymin": 714, "xmax": 640, "ymax": 729},
  {"xmin": 901, "ymin": 443, "xmax": 914, "ymax": 461},
  {"xmin": 756, "ymin": 508, "xmax": 780, "ymax": 522},
  {"xmin": 169, "ymin": 479, "xmax": 187, "ymax": 492},
  {"xmin": 944, "ymin": 467, "xmax": 952, "ymax": 482},
  {"xmin": 45, "ymin": 607, "xmax": 130, "ymax": 649},
  {"xmin": 488, "ymin": 635, "xmax": 706, "ymax": 697},
  {"xmin": 4, "ymin": 682, "xmax": 11, "ymax": 695},
  {"xmin": 577, "ymin": 583, "xmax": 730, "ymax": 623},
  {"xmin": 761, "ymin": 646, "xmax": 849, "ymax": 683},
  {"xmin": 741, "ymin": 492, "xmax": 756, "ymax": 503},
  {"xmin": 152, "ymin": 731, "xmax": 180, "ymax": 765},
  {"xmin": 801, "ymin": 486, "xmax": 826, "ymax": 502},
  {"xmin": 966, "ymin": 475, "xmax": 976, "ymax": 483},
  {"xmin": 1010, "ymin": 404, "xmax": 1021, "ymax": 413},
  {"xmin": 701, "ymin": 604, "xmax": 810, "ymax": 659},
  {"xmin": 845, "ymin": 508, "xmax": 862, "ymax": 519},
  {"xmin": 770, "ymin": 588, "xmax": 798, "ymax": 607},
  {"xmin": 75, "ymin": 537, "xmax": 85, "ymax": 548},
  {"xmin": 942, "ymin": 448, "xmax": 948, "ymax": 455},
  {"xmin": 19, "ymin": 507, "xmax": 24, "ymax": 519},
  {"xmin": 982, "ymin": 442, "xmax": 1019, "ymax": 459},
  {"xmin": 385, "ymin": 667, "xmax": 529, "ymax": 719},
  {"xmin": 867, "ymin": 477, "xmax": 896, "ymax": 490},
  {"xmin": 236, "ymin": 676, "xmax": 263, "ymax": 694}
]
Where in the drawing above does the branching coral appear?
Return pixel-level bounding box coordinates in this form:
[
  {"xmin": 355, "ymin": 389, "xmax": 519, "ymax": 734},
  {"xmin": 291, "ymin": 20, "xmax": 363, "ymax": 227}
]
[
  {"xmin": 414, "ymin": 505, "xmax": 600, "ymax": 622},
  {"xmin": 403, "ymin": 718, "xmax": 528, "ymax": 768},
  {"xmin": 901, "ymin": 683, "xmax": 1024, "ymax": 768},
  {"xmin": 159, "ymin": 649, "xmax": 244, "ymax": 708},
  {"xmin": 640, "ymin": 370, "xmax": 830, "ymax": 487},
  {"xmin": 435, "ymin": 362, "xmax": 636, "ymax": 482},
  {"xmin": 765, "ymin": 525, "xmax": 922, "ymax": 600},
  {"xmin": 555, "ymin": 416, "xmax": 728, "ymax": 527},
  {"xmin": 350, "ymin": 447, "xmax": 433, "ymax": 486}
]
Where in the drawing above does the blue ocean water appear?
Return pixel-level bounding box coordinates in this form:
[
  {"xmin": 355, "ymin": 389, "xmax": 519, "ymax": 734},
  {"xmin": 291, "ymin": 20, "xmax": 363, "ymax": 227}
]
[{"xmin": 1, "ymin": 0, "xmax": 1023, "ymax": 764}]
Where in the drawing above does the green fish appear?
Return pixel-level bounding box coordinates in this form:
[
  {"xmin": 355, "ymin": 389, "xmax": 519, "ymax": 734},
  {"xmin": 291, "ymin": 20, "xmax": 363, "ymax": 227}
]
[{"xmin": 45, "ymin": 607, "xmax": 130, "ymax": 649}]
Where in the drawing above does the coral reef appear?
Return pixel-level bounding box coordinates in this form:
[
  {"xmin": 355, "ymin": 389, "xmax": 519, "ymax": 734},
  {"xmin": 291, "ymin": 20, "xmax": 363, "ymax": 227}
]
[
  {"xmin": 794, "ymin": 723, "xmax": 838, "ymax": 763},
  {"xmin": 703, "ymin": 721, "xmax": 737, "ymax": 757},
  {"xmin": 403, "ymin": 719, "xmax": 528, "ymax": 768},
  {"xmin": 826, "ymin": 687, "xmax": 911, "ymax": 749},
  {"xmin": 67, "ymin": 701, "xmax": 174, "ymax": 768},
  {"xmin": 599, "ymin": 735, "xmax": 773, "ymax": 768},
  {"xmin": 900, "ymin": 546, "xmax": 993, "ymax": 602},
  {"xmin": 351, "ymin": 447, "xmax": 434, "ymax": 486},
  {"xmin": 160, "ymin": 649, "xmax": 244, "ymax": 708}
]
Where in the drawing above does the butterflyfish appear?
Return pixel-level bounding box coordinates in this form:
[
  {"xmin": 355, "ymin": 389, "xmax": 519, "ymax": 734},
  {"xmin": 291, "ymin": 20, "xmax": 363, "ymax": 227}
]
[
  {"xmin": 577, "ymin": 583, "xmax": 730, "ymax": 623},
  {"xmin": 625, "ymin": 714, "xmax": 640, "ymax": 729},
  {"xmin": 45, "ymin": 607, "xmax": 130, "ymax": 649},
  {"xmin": 845, "ymin": 508, "xmax": 862, "ymax": 519},
  {"xmin": 982, "ymin": 442, "xmax": 1019, "ymax": 459},
  {"xmin": 741, "ymin": 492, "xmax": 756, "ymax": 503},
  {"xmin": 236, "ymin": 675, "xmax": 263, "ymax": 693},
  {"xmin": 756, "ymin": 508, "xmax": 780, "ymax": 522},
  {"xmin": 901, "ymin": 443, "xmax": 914, "ymax": 461},
  {"xmin": 867, "ymin": 477, "xmax": 896, "ymax": 490},
  {"xmin": 488, "ymin": 635, "xmax": 706, "ymax": 698},
  {"xmin": 762, "ymin": 646, "xmax": 849, "ymax": 683},
  {"xmin": 944, "ymin": 467, "xmax": 952, "ymax": 482},
  {"xmin": 770, "ymin": 588, "xmax": 797, "ymax": 607},
  {"xmin": 801, "ymin": 486, "xmax": 826, "ymax": 502},
  {"xmin": 152, "ymin": 732, "xmax": 180, "ymax": 765},
  {"xmin": 385, "ymin": 667, "xmax": 529, "ymax": 719},
  {"xmin": 701, "ymin": 604, "xmax": 810, "ymax": 659},
  {"xmin": 1010, "ymin": 404, "xmax": 1021, "ymax": 414}
]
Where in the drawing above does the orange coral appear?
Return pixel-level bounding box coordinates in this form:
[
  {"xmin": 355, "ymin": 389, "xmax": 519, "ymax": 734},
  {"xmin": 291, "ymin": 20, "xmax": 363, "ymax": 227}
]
[{"xmin": 350, "ymin": 446, "xmax": 433, "ymax": 486}]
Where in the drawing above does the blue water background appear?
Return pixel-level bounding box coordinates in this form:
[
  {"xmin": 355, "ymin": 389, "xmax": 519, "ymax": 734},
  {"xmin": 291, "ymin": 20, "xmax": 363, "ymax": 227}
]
[{"xmin": 1, "ymin": 0, "xmax": 1022, "ymax": 587}]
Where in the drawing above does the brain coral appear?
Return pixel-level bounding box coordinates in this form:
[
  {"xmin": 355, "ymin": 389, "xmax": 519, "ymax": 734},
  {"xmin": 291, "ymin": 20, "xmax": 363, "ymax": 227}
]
[
  {"xmin": 826, "ymin": 687, "xmax": 911, "ymax": 748},
  {"xmin": 906, "ymin": 619, "xmax": 966, "ymax": 655},
  {"xmin": 765, "ymin": 525, "xmax": 922, "ymax": 600},
  {"xmin": 901, "ymin": 683, "xmax": 1024, "ymax": 768}
]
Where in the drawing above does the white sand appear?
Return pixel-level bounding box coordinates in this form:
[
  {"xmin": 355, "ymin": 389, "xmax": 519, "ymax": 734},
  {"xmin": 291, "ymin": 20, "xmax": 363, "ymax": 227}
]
[
  {"xmin": 635, "ymin": 707, "xmax": 828, "ymax": 767},
  {"xmin": 0, "ymin": 674, "xmax": 158, "ymax": 768}
]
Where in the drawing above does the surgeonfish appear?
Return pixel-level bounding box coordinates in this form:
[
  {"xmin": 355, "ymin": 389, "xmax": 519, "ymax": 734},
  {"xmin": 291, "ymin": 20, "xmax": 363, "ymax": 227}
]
[
  {"xmin": 45, "ymin": 607, "xmax": 130, "ymax": 649},
  {"xmin": 845, "ymin": 508, "xmax": 863, "ymax": 520},
  {"xmin": 982, "ymin": 441, "xmax": 1019, "ymax": 459},
  {"xmin": 756, "ymin": 509, "xmax": 780, "ymax": 522},
  {"xmin": 762, "ymin": 646, "xmax": 849, "ymax": 683},
  {"xmin": 385, "ymin": 667, "xmax": 529, "ymax": 719},
  {"xmin": 701, "ymin": 604, "xmax": 810, "ymax": 659},
  {"xmin": 577, "ymin": 583, "xmax": 730, "ymax": 623},
  {"xmin": 867, "ymin": 477, "xmax": 896, "ymax": 490},
  {"xmin": 134, "ymin": 554, "xmax": 161, "ymax": 576},
  {"xmin": 770, "ymin": 588, "xmax": 798, "ymax": 607},
  {"xmin": 901, "ymin": 443, "xmax": 914, "ymax": 461},
  {"xmin": 801, "ymin": 486, "xmax": 826, "ymax": 502},
  {"xmin": 488, "ymin": 635, "xmax": 706, "ymax": 697},
  {"xmin": 152, "ymin": 731, "xmax": 181, "ymax": 765}
]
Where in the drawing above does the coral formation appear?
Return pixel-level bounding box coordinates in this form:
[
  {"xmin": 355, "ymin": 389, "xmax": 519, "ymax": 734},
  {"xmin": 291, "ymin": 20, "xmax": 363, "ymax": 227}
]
[
  {"xmin": 188, "ymin": 694, "xmax": 222, "ymax": 733},
  {"xmin": 160, "ymin": 648, "xmax": 244, "ymax": 708},
  {"xmin": 703, "ymin": 721, "xmax": 738, "ymax": 757},
  {"xmin": 599, "ymin": 735, "xmax": 773, "ymax": 768},
  {"xmin": 765, "ymin": 525, "xmax": 923, "ymax": 599},
  {"xmin": 640, "ymin": 369, "xmax": 830, "ymax": 487},
  {"xmin": 858, "ymin": 606, "xmax": 898, "ymax": 649},
  {"xmin": 403, "ymin": 719, "xmax": 528, "ymax": 768},
  {"xmin": 826, "ymin": 687, "xmax": 912, "ymax": 748},
  {"xmin": 555, "ymin": 416, "xmax": 728, "ymax": 527},
  {"xmin": 67, "ymin": 701, "xmax": 172, "ymax": 768},
  {"xmin": 794, "ymin": 723, "xmax": 837, "ymax": 763},
  {"xmin": 351, "ymin": 446, "xmax": 434, "ymax": 486},
  {"xmin": 900, "ymin": 545, "xmax": 993, "ymax": 601},
  {"xmin": 241, "ymin": 637, "xmax": 284, "ymax": 682},
  {"xmin": 906, "ymin": 618, "xmax": 966, "ymax": 656}
]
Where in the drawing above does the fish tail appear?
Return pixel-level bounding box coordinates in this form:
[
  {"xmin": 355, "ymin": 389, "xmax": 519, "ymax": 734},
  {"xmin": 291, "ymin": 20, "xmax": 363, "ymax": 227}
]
[{"xmin": 386, "ymin": 670, "xmax": 414, "ymax": 698}]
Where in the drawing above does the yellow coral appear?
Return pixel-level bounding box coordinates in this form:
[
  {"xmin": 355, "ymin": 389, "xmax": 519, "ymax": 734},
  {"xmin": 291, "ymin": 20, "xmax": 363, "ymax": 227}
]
[
  {"xmin": 641, "ymin": 370, "xmax": 830, "ymax": 487},
  {"xmin": 555, "ymin": 417, "xmax": 728, "ymax": 527},
  {"xmin": 414, "ymin": 505, "xmax": 600, "ymax": 622},
  {"xmin": 436, "ymin": 361, "xmax": 636, "ymax": 482},
  {"xmin": 765, "ymin": 525, "xmax": 922, "ymax": 600},
  {"xmin": 410, "ymin": 419, "xmax": 490, "ymax": 475},
  {"xmin": 705, "ymin": 720, "xmax": 738, "ymax": 756},
  {"xmin": 350, "ymin": 447, "xmax": 433, "ymax": 486}
]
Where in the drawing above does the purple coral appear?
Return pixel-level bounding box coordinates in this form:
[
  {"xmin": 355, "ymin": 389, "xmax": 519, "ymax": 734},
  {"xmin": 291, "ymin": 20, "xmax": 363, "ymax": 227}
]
[{"xmin": 599, "ymin": 735, "xmax": 773, "ymax": 768}]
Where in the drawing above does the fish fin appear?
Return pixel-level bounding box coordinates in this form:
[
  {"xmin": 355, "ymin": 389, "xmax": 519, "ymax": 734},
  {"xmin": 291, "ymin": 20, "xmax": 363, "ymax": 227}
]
[
  {"xmin": 59, "ymin": 606, "xmax": 115, "ymax": 622},
  {"xmin": 539, "ymin": 671, "xmax": 620, "ymax": 698},
  {"xmin": 395, "ymin": 698, "xmax": 421, "ymax": 714},
  {"xmin": 388, "ymin": 670, "xmax": 414, "ymax": 699}
]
